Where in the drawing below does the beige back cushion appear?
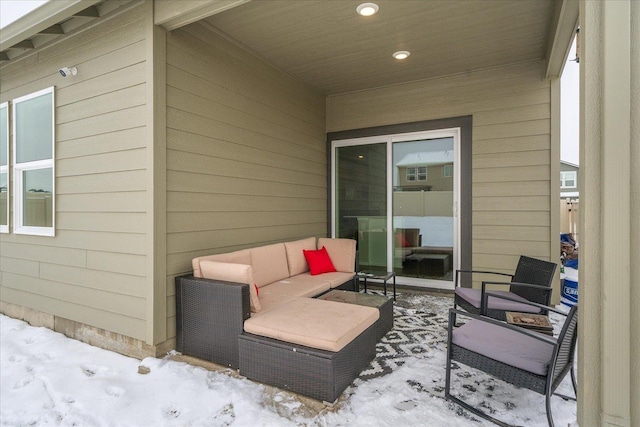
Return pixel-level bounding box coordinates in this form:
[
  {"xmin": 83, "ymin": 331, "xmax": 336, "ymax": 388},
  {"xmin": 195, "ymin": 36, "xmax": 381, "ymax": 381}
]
[
  {"xmin": 317, "ymin": 238, "xmax": 357, "ymax": 273},
  {"xmin": 192, "ymin": 249, "xmax": 251, "ymax": 278},
  {"xmin": 200, "ymin": 260, "xmax": 261, "ymax": 313},
  {"xmin": 284, "ymin": 237, "xmax": 316, "ymax": 276},
  {"xmin": 250, "ymin": 243, "xmax": 290, "ymax": 287}
]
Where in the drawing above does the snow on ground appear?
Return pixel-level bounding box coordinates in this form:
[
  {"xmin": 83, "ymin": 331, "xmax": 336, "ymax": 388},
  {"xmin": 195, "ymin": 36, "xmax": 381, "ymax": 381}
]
[{"xmin": 1, "ymin": 305, "xmax": 577, "ymax": 427}]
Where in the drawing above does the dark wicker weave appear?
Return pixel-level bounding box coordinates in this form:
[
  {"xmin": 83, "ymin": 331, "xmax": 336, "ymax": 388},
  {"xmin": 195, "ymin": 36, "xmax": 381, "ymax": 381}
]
[
  {"xmin": 239, "ymin": 323, "xmax": 377, "ymax": 403},
  {"xmin": 445, "ymin": 296, "xmax": 578, "ymax": 427},
  {"xmin": 175, "ymin": 275, "xmax": 251, "ymax": 369},
  {"xmin": 175, "ymin": 274, "xmax": 359, "ymax": 371},
  {"xmin": 454, "ymin": 255, "xmax": 557, "ymax": 321}
]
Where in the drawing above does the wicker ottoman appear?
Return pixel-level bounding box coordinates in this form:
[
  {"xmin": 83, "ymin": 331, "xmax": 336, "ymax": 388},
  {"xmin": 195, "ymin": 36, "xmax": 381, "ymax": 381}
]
[
  {"xmin": 239, "ymin": 297, "xmax": 379, "ymax": 402},
  {"xmin": 239, "ymin": 324, "xmax": 376, "ymax": 403}
]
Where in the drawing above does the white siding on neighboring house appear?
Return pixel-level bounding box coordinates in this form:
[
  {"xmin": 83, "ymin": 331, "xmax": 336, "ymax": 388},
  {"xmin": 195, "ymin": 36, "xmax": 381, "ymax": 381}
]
[
  {"xmin": 164, "ymin": 22, "xmax": 327, "ymax": 338},
  {"xmin": 0, "ymin": 4, "xmax": 149, "ymax": 342},
  {"xmin": 327, "ymin": 61, "xmax": 555, "ymax": 286}
]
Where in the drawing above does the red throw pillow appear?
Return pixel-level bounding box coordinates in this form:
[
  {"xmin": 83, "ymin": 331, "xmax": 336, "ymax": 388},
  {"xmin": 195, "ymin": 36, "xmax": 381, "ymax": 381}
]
[{"xmin": 303, "ymin": 247, "xmax": 337, "ymax": 275}]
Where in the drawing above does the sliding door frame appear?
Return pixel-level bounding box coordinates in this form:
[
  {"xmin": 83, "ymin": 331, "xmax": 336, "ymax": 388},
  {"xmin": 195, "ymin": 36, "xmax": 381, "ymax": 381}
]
[{"xmin": 327, "ymin": 116, "xmax": 473, "ymax": 285}]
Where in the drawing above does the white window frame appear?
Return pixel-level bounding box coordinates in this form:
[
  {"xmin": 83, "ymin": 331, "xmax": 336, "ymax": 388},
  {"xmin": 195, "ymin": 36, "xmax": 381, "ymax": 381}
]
[
  {"xmin": 406, "ymin": 167, "xmax": 416, "ymax": 181},
  {"xmin": 0, "ymin": 102, "xmax": 8, "ymax": 233},
  {"xmin": 417, "ymin": 166, "xmax": 427, "ymax": 181},
  {"xmin": 12, "ymin": 87, "xmax": 55, "ymax": 237},
  {"xmin": 443, "ymin": 164, "xmax": 453, "ymax": 178},
  {"xmin": 561, "ymin": 171, "xmax": 577, "ymax": 188}
]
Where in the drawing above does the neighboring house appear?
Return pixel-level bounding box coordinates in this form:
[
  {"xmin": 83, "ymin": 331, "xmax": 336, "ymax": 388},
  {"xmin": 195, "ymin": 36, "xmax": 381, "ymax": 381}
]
[
  {"xmin": 395, "ymin": 152, "xmax": 453, "ymax": 192},
  {"xmin": 0, "ymin": 2, "xmax": 636, "ymax": 424},
  {"xmin": 560, "ymin": 160, "xmax": 579, "ymax": 199}
]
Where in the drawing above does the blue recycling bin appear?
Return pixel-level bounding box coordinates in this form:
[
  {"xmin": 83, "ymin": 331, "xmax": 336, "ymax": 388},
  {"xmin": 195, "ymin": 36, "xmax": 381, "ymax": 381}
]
[{"xmin": 561, "ymin": 267, "xmax": 578, "ymax": 308}]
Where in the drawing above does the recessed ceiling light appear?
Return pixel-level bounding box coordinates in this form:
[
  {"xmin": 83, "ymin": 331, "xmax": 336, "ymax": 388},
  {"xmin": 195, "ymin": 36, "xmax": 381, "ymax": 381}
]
[
  {"xmin": 356, "ymin": 3, "xmax": 379, "ymax": 17},
  {"xmin": 392, "ymin": 51, "xmax": 411, "ymax": 60}
]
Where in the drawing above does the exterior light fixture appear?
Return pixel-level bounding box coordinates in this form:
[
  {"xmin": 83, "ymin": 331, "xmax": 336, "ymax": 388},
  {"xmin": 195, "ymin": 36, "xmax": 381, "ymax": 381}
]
[
  {"xmin": 392, "ymin": 51, "xmax": 410, "ymax": 60},
  {"xmin": 356, "ymin": 3, "xmax": 379, "ymax": 16}
]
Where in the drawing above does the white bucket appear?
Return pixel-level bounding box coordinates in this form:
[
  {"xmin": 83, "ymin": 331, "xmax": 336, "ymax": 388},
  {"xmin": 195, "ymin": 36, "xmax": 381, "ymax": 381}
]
[{"xmin": 561, "ymin": 267, "xmax": 578, "ymax": 308}]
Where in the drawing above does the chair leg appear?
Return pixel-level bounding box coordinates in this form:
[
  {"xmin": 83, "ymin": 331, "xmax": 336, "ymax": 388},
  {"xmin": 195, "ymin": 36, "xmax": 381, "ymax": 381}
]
[
  {"xmin": 546, "ymin": 392, "xmax": 555, "ymax": 427},
  {"xmin": 570, "ymin": 365, "xmax": 577, "ymax": 398},
  {"xmin": 446, "ymin": 391, "xmax": 515, "ymax": 427}
]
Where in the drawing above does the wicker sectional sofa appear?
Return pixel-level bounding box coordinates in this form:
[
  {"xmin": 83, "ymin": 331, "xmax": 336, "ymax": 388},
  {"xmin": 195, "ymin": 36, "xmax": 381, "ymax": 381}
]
[{"xmin": 175, "ymin": 237, "xmax": 392, "ymax": 402}]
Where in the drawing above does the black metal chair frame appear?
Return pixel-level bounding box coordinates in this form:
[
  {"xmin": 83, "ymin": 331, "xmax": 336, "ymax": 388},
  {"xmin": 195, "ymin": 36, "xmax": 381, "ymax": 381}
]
[
  {"xmin": 454, "ymin": 255, "xmax": 557, "ymax": 321},
  {"xmin": 445, "ymin": 294, "xmax": 578, "ymax": 427}
]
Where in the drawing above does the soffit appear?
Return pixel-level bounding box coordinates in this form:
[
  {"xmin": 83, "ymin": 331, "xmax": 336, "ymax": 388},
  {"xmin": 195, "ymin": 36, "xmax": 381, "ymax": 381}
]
[
  {"xmin": 204, "ymin": 0, "xmax": 558, "ymax": 96},
  {"xmin": 0, "ymin": 0, "xmax": 134, "ymax": 64}
]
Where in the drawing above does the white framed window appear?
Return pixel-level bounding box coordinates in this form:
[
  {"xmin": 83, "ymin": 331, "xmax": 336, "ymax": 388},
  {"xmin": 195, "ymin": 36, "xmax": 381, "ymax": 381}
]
[
  {"xmin": 12, "ymin": 87, "xmax": 55, "ymax": 236},
  {"xmin": 561, "ymin": 171, "xmax": 577, "ymax": 188},
  {"xmin": 442, "ymin": 164, "xmax": 453, "ymax": 178},
  {"xmin": 417, "ymin": 166, "xmax": 427, "ymax": 180},
  {"xmin": 406, "ymin": 167, "xmax": 416, "ymax": 181},
  {"xmin": 0, "ymin": 102, "xmax": 8, "ymax": 233},
  {"xmin": 407, "ymin": 166, "xmax": 427, "ymax": 181}
]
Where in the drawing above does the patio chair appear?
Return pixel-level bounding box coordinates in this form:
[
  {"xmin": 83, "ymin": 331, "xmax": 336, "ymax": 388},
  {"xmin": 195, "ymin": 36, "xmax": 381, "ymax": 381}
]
[
  {"xmin": 454, "ymin": 255, "xmax": 557, "ymax": 320},
  {"xmin": 445, "ymin": 295, "xmax": 578, "ymax": 427}
]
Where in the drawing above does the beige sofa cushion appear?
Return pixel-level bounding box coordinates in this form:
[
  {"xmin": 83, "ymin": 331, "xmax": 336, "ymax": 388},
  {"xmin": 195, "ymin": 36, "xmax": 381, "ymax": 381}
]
[
  {"xmin": 284, "ymin": 237, "xmax": 316, "ymax": 276},
  {"xmin": 244, "ymin": 297, "xmax": 378, "ymax": 352},
  {"xmin": 317, "ymin": 238, "xmax": 357, "ymax": 273},
  {"xmin": 257, "ymin": 278, "xmax": 331, "ymax": 312},
  {"xmin": 200, "ymin": 260, "xmax": 262, "ymax": 313},
  {"xmin": 294, "ymin": 271, "xmax": 355, "ymax": 289},
  {"xmin": 192, "ymin": 249, "xmax": 251, "ymax": 278},
  {"xmin": 250, "ymin": 243, "xmax": 290, "ymax": 287}
]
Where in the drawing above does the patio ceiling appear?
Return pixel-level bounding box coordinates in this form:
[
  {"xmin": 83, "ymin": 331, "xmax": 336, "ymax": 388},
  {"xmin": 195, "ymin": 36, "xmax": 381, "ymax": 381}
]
[
  {"xmin": 0, "ymin": 0, "xmax": 577, "ymax": 94},
  {"xmin": 201, "ymin": 0, "xmax": 576, "ymax": 96}
]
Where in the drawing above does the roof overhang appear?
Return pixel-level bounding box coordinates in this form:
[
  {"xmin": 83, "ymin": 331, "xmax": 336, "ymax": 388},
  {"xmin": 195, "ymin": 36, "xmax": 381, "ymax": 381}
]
[
  {"xmin": 0, "ymin": 0, "xmax": 101, "ymax": 53},
  {"xmin": 544, "ymin": 0, "xmax": 580, "ymax": 78}
]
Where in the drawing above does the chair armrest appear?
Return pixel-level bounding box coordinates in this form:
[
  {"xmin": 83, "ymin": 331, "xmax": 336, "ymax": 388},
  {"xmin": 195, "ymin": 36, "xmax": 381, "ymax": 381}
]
[
  {"xmin": 175, "ymin": 274, "xmax": 251, "ymax": 368},
  {"xmin": 454, "ymin": 269, "xmax": 514, "ymax": 287},
  {"xmin": 448, "ymin": 308, "xmax": 557, "ymax": 345},
  {"xmin": 481, "ymin": 289, "xmax": 565, "ymax": 317}
]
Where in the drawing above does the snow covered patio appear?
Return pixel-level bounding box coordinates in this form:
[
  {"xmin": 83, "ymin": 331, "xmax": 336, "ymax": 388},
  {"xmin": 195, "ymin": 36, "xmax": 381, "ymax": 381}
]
[{"xmin": 1, "ymin": 291, "xmax": 577, "ymax": 426}]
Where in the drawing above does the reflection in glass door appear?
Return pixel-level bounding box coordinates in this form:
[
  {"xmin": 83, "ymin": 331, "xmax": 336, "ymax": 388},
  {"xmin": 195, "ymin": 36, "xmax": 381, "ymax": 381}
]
[
  {"xmin": 393, "ymin": 137, "xmax": 455, "ymax": 285},
  {"xmin": 332, "ymin": 129, "xmax": 459, "ymax": 290},
  {"xmin": 334, "ymin": 142, "xmax": 387, "ymax": 270}
]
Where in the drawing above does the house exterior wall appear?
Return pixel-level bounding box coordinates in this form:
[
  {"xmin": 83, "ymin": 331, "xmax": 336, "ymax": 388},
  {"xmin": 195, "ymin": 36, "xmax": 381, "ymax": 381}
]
[
  {"xmin": 327, "ymin": 61, "xmax": 558, "ymax": 293},
  {"xmin": 164, "ymin": 22, "xmax": 327, "ymax": 338},
  {"xmin": 0, "ymin": 3, "xmax": 151, "ymax": 349}
]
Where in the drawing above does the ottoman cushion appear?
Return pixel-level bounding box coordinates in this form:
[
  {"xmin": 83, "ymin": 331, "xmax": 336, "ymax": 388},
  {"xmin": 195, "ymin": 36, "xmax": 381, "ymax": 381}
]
[{"xmin": 244, "ymin": 297, "xmax": 378, "ymax": 352}]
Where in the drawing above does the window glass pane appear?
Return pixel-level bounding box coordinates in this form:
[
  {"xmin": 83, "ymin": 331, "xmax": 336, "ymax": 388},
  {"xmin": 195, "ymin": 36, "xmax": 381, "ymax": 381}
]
[
  {"xmin": 23, "ymin": 168, "xmax": 53, "ymax": 227},
  {"xmin": 16, "ymin": 92, "xmax": 53, "ymax": 163},
  {"xmin": 0, "ymin": 172, "xmax": 7, "ymax": 226},
  {"xmin": 0, "ymin": 105, "xmax": 7, "ymax": 166},
  {"xmin": 335, "ymin": 143, "xmax": 387, "ymax": 271}
]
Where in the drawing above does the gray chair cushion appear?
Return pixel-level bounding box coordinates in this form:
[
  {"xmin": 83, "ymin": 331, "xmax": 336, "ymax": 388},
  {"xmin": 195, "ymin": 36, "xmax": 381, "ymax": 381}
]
[
  {"xmin": 452, "ymin": 319, "xmax": 554, "ymax": 375},
  {"xmin": 455, "ymin": 288, "xmax": 541, "ymax": 313}
]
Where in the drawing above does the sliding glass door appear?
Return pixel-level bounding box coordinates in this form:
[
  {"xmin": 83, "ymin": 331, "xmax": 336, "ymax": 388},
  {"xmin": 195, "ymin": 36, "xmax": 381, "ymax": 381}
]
[
  {"xmin": 332, "ymin": 129, "xmax": 459, "ymax": 289},
  {"xmin": 333, "ymin": 141, "xmax": 388, "ymax": 270}
]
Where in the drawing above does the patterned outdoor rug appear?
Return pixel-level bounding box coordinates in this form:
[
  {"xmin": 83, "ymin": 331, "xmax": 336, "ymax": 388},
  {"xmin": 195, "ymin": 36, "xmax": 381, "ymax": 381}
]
[{"xmin": 358, "ymin": 291, "xmax": 453, "ymax": 380}]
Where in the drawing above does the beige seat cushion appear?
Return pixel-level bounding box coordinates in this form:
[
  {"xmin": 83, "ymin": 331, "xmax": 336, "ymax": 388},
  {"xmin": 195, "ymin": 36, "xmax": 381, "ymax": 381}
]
[
  {"xmin": 317, "ymin": 238, "xmax": 357, "ymax": 273},
  {"xmin": 244, "ymin": 297, "xmax": 378, "ymax": 352},
  {"xmin": 284, "ymin": 237, "xmax": 316, "ymax": 276},
  {"xmin": 200, "ymin": 260, "xmax": 261, "ymax": 313},
  {"xmin": 257, "ymin": 278, "xmax": 331, "ymax": 312},
  {"xmin": 290, "ymin": 272, "xmax": 355, "ymax": 289}
]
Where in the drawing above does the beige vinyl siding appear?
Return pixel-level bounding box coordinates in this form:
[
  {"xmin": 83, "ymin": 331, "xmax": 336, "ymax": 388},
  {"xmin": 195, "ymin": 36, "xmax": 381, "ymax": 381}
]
[
  {"xmin": 327, "ymin": 61, "xmax": 554, "ymax": 280},
  {"xmin": 165, "ymin": 23, "xmax": 327, "ymax": 337},
  {"xmin": 0, "ymin": 4, "xmax": 149, "ymax": 340}
]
